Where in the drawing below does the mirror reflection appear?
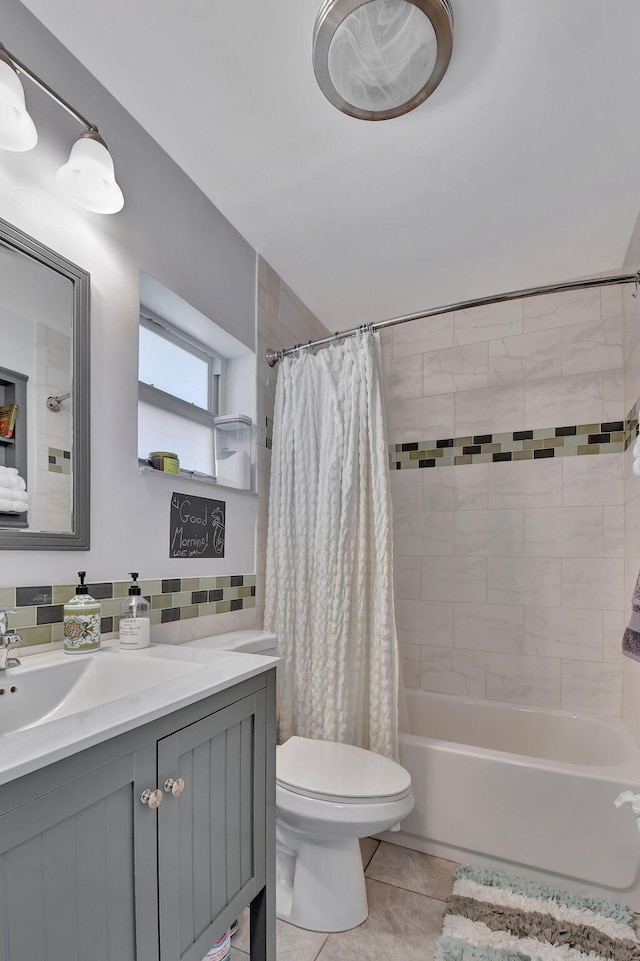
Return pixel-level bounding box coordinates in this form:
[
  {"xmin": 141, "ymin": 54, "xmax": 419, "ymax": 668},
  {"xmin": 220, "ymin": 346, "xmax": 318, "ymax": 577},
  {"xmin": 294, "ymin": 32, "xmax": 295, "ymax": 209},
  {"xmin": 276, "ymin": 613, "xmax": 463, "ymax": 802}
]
[{"xmin": 0, "ymin": 218, "xmax": 89, "ymax": 550}]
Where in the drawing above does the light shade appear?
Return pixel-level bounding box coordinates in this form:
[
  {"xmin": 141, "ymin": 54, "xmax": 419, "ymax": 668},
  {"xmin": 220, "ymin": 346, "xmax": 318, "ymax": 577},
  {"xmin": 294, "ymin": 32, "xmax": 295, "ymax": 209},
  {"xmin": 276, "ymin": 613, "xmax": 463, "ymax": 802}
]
[
  {"xmin": 313, "ymin": 0, "xmax": 454, "ymax": 120},
  {"xmin": 56, "ymin": 131, "xmax": 124, "ymax": 214},
  {"xmin": 0, "ymin": 58, "xmax": 37, "ymax": 151}
]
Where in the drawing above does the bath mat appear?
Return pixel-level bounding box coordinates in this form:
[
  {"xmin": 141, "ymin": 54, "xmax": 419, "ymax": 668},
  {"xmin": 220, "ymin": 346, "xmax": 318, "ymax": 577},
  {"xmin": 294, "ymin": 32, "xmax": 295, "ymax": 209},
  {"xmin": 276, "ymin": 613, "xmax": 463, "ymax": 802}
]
[{"xmin": 436, "ymin": 865, "xmax": 640, "ymax": 961}]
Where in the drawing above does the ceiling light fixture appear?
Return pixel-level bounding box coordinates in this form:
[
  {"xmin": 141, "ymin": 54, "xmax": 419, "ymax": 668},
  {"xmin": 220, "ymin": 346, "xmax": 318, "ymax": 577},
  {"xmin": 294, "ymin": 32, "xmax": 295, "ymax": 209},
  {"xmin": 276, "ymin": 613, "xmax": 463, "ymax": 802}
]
[
  {"xmin": 312, "ymin": 0, "xmax": 453, "ymax": 121},
  {"xmin": 0, "ymin": 41, "xmax": 124, "ymax": 214}
]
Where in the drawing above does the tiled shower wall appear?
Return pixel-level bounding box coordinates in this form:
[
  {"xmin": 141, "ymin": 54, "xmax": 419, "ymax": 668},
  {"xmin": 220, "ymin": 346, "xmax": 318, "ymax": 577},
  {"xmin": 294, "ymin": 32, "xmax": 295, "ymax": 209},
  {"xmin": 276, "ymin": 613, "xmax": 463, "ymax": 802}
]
[
  {"xmin": 622, "ymin": 244, "xmax": 640, "ymax": 739},
  {"xmin": 383, "ymin": 280, "xmax": 626, "ymax": 716}
]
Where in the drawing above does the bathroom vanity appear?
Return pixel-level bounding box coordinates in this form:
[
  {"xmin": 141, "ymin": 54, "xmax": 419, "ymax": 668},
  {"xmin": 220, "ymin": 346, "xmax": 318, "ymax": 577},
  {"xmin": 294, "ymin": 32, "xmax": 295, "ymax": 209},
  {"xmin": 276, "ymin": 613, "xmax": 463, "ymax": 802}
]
[{"xmin": 0, "ymin": 641, "xmax": 277, "ymax": 961}]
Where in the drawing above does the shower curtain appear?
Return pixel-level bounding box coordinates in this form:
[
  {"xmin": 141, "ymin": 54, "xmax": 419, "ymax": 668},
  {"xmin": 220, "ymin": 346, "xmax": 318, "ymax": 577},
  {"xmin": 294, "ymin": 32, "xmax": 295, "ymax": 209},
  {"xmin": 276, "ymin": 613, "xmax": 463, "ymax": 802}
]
[{"xmin": 265, "ymin": 331, "xmax": 399, "ymax": 760}]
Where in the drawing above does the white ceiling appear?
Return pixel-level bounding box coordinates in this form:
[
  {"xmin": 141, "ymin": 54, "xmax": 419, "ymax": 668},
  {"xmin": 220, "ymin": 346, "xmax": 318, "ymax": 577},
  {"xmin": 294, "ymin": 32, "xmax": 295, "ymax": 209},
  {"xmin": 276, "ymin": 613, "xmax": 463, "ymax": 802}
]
[{"xmin": 18, "ymin": 0, "xmax": 640, "ymax": 329}]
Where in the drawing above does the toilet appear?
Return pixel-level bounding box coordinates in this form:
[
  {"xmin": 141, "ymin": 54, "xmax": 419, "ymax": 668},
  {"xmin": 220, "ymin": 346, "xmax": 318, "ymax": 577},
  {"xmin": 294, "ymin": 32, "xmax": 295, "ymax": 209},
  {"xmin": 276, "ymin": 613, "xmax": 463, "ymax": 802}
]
[
  {"xmin": 184, "ymin": 629, "xmax": 414, "ymax": 932},
  {"xmin": 275, "ymin": 735, "xmax": 413, "ymax": 932}
]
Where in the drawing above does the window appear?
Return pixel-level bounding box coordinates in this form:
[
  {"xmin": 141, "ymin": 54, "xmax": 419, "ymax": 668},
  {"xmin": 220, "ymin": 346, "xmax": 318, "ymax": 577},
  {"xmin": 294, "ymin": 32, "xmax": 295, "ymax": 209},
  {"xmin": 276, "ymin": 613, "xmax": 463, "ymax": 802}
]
[{"xmin": 138, "ymin": 312, "xmax": 223, "ymax": 476}]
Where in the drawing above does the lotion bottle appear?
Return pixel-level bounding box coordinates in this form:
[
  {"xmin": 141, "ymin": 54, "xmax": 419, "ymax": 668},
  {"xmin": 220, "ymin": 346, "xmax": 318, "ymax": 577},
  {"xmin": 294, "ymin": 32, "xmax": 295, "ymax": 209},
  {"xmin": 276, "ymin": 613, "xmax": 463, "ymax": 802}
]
[
  {"xmin": 64, "ymin": 571, "xmax": 101, "ymax": 654},
  {"xmin": 119, "ymin": 572, "xmax": 151, "ymax": 650}
]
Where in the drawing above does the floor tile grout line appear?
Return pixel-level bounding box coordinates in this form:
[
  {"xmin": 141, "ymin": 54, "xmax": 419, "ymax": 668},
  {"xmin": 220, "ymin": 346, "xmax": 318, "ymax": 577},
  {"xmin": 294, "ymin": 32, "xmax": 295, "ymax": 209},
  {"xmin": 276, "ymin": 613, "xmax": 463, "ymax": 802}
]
[{"xmin": 365, "ymin": 873, "xmax": 452, "ymax": 903}]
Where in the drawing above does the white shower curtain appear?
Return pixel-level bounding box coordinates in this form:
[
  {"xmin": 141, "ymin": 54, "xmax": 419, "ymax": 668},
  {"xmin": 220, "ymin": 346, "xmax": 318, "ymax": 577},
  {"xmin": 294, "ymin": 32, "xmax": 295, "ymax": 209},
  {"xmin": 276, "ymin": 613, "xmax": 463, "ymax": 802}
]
[{"xmin": 265, "ymin": 331, "xmax": 399, "ymax": 760}]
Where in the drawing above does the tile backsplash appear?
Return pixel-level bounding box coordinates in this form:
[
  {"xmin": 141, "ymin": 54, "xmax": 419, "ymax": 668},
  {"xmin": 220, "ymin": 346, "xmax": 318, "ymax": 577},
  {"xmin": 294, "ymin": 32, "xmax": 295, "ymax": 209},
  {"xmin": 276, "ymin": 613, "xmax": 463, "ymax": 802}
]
[{"xmin": 1, "ymin": 573, "xmax": 257, "ymax": 647}]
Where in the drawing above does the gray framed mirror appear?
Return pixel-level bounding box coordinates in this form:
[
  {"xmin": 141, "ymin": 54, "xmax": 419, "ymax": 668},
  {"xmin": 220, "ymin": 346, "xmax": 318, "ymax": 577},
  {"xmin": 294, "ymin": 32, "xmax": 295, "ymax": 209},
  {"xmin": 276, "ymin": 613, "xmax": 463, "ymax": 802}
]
[{"xmin": 0, "ymin": 216, "xmax": 89, "ymax": 550}]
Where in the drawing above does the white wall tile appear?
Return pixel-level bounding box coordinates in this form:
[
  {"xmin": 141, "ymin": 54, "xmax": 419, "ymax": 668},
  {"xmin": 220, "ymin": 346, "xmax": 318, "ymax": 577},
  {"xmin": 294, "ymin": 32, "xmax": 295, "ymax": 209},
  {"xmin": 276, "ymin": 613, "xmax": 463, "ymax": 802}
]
[
  {"xmin": 488, "ymin": 557, "xmax": 562, "ymax": 607},
  {"xmin": 397, "ymin": 600, "xmax": 453, "ymax": 647},
  {"xmin": 489, "ymin": 459, "xmax": 563, "ymax": 509},
  {"xmin": 422, "ymin": 556, "xmax": 487, "ymax": 604},
  {"xmin": 601, "ymin": 285, "xmax": 623, "ymax": 319},
  {"xmin": 394, "ymin": 556, "xmax": 422, "ymax": 600},
  {"xmin": 387, "ymin": 394, "xmax": 455, "ymax": 444},
  {"xmin": 455, "ymin": 384, "xmax": 524, "ymax": 435},
  {"xmin": 390, "ymin": 469, "xmax": 423, "ymax": 512},
  {"xmin": 524, "ymin": 607, "xmax": 602, "ymax": 660},
  {"xmin": 420, "ymin": 647, "xmax": 486, "ymax": 697},
  {"xmin": 392, "ymin": 313, "xmax": 454, "ymax": 358},
  {"xmin": 455, "ymin": 509, "xmax": 524, "ymax": 556},
  {"xmin": 561, "ymin": 318, "xmax": 623, "ymax": 376},
  {"xmin": 560, "ymin": 661, "xmax": 622, "ymax": 715},
  {"xmin": 400, "ymin": 642, "xmax": 421, "ymax": 689},
  {"xmin": 603, "ymin": 611, "xmax": 624, "ymax": 664},
  {"xmin": 486, "ymin": 653, "xmax": 561, "ymax": 708},
  {"xmin": 394, "ymin": 512, "xmax": 454, "ymax": 556},
  {"xmin": 523, "ymin": 288, "xmax": 601, "ymax": 333},
  {"xmin": 421, "ymin": 466, "xmax": 456, "ymax": 512},
  {"xmin": 454, "ymin": 603, "xmax": 524, "ymax": 654},
  {"xmin": 524, "ymin": 372, "xmax": 604, "ymax": 429},
  {"xmin": 603, "ymin": 506, "xmax": 624, "ymax": 558},
  {"xmin": 524, "ymin": 507, "xmax": 603, "ymax": 557},
  {"xmin": 488, "ymin": 329, "xmax": 562, "ymax": 387},
  {"xmin": 562, "ymin": 454, "xmax": 623, "ymax": 507},
  {"xmin": 387, "ymin": 355, "xmax": 423, "ymax": 402},
  {"xmin": 422, "ymin": 343, "xmax": 488, "ymax": 396},
  {"xmin": 622, "ymin": 659, "xmax": 640, "ymax": 746},
  {"xmin": 454, "ymin": 300, "xmax": 523, "ymax": 346},
  {"xmin": 623, "ymin": 496, "xmax": 640, "ymax": 564},
  {"xmin": 423, "ymin": 463, "xmax": 489, "ymax": 512},
  {"xmin": 602, "ymin": 368, "xmax": 624, "ymax": 421},
  {"xmin": 561, "ymin": 558, "xmax": 624, "ymax": 611}
]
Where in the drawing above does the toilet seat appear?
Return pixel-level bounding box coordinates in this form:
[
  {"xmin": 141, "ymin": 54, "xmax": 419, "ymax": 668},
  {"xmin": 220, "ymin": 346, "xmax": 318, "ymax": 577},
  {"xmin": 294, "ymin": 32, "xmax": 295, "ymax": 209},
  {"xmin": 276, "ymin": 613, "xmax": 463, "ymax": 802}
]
[{"xmin": 276, "ymin": 735, "xmax": 412, "ymax": 804}]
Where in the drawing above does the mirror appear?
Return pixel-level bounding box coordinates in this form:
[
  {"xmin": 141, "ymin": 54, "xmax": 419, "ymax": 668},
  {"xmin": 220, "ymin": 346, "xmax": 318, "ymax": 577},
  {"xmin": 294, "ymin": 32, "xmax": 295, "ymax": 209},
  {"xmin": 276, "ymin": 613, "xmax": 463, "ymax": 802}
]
[{"xmin": 0, "ymin": 217, "xmax": 89, "ymax": 550}]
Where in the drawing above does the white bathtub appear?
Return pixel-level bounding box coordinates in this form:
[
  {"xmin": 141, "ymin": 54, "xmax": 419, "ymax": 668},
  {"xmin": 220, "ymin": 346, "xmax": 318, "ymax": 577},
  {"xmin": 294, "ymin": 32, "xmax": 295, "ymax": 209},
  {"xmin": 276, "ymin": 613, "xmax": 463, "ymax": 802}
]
[{"xmin": 380, "ymin": 690, "xmax": 640, "ymax": 908}]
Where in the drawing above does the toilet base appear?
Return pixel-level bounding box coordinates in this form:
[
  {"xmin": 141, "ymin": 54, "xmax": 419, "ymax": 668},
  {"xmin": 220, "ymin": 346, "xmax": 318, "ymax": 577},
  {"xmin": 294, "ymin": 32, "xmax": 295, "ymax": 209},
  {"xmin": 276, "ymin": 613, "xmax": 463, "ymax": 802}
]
[{"xmin": 276, "ymin": 831, "xmax": 368, "ymax": 932}]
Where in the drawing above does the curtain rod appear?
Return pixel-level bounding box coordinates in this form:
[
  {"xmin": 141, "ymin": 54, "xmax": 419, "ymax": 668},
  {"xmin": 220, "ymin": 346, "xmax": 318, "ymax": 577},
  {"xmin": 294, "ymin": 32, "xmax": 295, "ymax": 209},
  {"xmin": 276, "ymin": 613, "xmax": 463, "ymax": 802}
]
[{"xmin": 265, "ymin": 269, "xmax": 640, "ymax": 366}]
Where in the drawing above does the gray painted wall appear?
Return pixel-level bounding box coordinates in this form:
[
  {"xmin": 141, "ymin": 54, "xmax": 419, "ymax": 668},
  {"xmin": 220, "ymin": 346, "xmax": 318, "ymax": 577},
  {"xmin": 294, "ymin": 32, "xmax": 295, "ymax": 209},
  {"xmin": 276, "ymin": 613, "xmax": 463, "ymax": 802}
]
[{"xmin": 1, "ymin": 0, "xmax": 259, "ymax": 583}]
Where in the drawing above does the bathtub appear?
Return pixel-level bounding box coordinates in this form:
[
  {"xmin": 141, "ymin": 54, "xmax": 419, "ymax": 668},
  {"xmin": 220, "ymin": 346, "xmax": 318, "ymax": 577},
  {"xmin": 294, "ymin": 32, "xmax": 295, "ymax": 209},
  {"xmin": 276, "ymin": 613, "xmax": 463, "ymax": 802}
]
[{"xmin": 379, "ymin": 690, "xmax": 640, "ymax": 909}]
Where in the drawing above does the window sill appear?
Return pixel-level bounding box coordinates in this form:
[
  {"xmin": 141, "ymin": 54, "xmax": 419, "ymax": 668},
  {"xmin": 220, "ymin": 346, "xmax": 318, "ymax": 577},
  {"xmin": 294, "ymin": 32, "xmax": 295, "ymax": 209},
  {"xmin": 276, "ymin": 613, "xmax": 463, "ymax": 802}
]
[{"xmin": 137, "ymin": 460, "xmax": 257, "ymax": 497}]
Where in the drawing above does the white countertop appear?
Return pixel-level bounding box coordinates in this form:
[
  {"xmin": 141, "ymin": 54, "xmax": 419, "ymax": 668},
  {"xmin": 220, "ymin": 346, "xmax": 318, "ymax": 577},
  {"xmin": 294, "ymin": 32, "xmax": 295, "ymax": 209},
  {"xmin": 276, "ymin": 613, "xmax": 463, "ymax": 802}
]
[{"xmin": 0, "ymin": 640, "xmax": 278, "ymax": 786}]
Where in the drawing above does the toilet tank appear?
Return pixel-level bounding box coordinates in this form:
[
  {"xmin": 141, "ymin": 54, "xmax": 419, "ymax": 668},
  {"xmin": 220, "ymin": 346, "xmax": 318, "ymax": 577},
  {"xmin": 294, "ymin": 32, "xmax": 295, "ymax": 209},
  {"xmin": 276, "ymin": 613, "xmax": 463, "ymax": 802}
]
[{"xmin": 183, "ymin": 629, "xmax": 277, "ymax": 656}]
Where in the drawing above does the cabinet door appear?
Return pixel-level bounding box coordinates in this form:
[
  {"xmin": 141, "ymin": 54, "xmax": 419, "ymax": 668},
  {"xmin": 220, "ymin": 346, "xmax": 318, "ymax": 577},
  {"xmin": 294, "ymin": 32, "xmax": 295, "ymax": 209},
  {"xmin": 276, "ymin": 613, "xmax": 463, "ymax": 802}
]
[
  {"xmin": 0, "ymin": 747, "xmax": 158, "ymax": 961},
  {"xmin": 157, "ymin": 690, "xmax": 267, "ymax": 961}
]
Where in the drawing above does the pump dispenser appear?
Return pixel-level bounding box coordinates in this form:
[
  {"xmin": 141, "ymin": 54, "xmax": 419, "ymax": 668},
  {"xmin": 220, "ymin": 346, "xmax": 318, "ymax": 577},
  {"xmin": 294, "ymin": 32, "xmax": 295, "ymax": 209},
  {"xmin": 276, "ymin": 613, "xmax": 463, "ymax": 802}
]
[
  {"xmin": 119, "ymin": 572, "xmax": 151, "ymax": 650},
  {"xmin": 63, "ymin": 571, "xmax": 101, "ymax": 654}
]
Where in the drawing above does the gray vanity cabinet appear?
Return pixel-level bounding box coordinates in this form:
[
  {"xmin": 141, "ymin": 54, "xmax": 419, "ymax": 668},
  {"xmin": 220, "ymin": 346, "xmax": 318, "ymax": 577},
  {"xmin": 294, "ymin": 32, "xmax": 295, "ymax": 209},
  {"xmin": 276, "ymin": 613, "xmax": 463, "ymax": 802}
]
[
  {"xmin": 0, "ymin": 669, "xmax": 276, "ymax": 961},
  {"xmin": 0, "ymin": 746, "xmax": 159, "ymax": 961},
  {"xmin": 157, "ymin": 689, "xmax": 267, "ymax": 961}
]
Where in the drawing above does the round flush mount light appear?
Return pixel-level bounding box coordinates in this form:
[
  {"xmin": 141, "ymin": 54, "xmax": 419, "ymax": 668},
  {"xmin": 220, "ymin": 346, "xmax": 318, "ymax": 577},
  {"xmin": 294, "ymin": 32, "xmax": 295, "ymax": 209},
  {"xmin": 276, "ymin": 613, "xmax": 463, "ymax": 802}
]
[{"xmin": 313, "ymin": 0, "xmax": 453, "ymax": 121}]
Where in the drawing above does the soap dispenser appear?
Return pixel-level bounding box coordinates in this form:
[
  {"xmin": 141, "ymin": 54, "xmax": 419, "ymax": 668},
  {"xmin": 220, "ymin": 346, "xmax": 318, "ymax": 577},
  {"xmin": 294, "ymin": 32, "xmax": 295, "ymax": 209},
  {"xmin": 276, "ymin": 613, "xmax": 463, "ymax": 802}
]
[
  {"xmin": 64, "ymin": 572, "xmax": 101, "ymax": 654},
  {"xmin": 119, "ymin": 573, "xmax": 151, "ymax": 650}
]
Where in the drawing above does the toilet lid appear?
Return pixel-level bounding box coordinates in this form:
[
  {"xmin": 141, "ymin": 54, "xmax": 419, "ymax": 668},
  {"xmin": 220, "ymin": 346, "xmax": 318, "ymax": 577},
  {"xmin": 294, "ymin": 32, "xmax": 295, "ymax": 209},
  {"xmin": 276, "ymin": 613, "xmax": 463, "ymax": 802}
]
[{"xmin": 276, "ymin": 736, "xmax": 411, "ymax": 802}]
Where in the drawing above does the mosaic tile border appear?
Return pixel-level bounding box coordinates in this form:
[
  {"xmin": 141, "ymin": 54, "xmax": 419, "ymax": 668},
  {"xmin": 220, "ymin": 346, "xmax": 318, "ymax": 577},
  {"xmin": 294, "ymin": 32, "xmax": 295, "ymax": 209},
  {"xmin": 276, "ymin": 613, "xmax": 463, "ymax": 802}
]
[
  {"xmin": 0, "ymin": 573, "xmax": 257, "ymax": 647},
  {"xmin": 48, "ymin": 447, "xmax": 71, "ymax": 474},
  {"xmin": 390, "ymin": 408, "xmax": 639, "ymax": 471}
]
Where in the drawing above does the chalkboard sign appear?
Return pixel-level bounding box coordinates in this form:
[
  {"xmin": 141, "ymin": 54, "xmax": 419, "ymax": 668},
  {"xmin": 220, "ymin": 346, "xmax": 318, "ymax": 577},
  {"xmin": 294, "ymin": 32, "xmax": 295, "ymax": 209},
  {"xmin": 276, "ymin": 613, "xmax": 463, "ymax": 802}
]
[{"xmin": 169, "ymin": 492, "xmax": 225, "ymax": 558}]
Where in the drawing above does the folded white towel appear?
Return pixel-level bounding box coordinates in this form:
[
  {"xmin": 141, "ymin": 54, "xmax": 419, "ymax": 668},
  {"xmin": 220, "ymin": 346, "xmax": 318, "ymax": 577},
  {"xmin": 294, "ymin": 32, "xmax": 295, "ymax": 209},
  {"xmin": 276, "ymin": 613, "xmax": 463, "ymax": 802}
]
[
  {"xmin": 0, "ymin": 467, "xmax": 26, "ymax": 491},
  {"xmin": 0, "ymin": 487, "xmax": 28, "ymax": 503},
  {"xmin": 0, "ymin": 498, "xmax": 27, "ymax": 514}
]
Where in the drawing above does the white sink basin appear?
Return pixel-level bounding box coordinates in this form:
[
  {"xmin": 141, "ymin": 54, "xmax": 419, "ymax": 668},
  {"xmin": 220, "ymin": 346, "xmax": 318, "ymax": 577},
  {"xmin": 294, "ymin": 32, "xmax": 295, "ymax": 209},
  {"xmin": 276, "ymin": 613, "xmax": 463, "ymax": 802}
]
[
  {"xmin": 0, "ymin": 648, "xmax": 201, "ymax": 736},
  {"xmin": 0, "ymin": 633, "xmax": 279, "ymax": 787}
]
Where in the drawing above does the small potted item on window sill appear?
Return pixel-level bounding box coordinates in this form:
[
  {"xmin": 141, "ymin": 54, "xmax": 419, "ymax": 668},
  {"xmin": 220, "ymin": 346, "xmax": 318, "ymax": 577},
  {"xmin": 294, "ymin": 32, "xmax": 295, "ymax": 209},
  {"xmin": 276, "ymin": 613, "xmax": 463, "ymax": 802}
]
[{"xmin": 148, "ymin": 451, "xmax": 180, "ymax": 474}]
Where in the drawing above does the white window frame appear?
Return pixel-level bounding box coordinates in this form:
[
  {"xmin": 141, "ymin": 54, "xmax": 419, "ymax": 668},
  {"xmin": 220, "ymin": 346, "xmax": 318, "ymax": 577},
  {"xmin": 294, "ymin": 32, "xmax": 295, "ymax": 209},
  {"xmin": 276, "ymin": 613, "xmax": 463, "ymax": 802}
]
[{"xmin": 138, "ymin": 309, "xmax": 225, "ymax": 432}]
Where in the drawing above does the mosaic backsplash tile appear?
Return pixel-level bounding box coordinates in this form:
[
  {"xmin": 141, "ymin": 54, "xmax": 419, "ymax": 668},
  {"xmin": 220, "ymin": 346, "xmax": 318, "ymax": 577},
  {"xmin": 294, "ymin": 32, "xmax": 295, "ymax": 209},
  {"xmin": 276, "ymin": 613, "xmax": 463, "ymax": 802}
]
[
  {"xmin": 48, "ymin": 447, "xmax": 71, "ymax": 474},
  {"xmin": 2, "ymin": 573, "xmax": 256, "ymax": 647},
  {"xmin": 389, "ymin": 411, "xmax": 636, "ymax": 471}
]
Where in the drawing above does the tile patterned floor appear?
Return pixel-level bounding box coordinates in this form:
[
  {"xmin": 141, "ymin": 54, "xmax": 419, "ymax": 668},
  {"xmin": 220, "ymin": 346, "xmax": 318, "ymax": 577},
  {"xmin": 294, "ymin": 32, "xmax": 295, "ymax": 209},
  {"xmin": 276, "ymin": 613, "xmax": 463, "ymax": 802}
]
[{"xmin": 231, "ymin": 840, "xmax": 458, "ymax": 961}]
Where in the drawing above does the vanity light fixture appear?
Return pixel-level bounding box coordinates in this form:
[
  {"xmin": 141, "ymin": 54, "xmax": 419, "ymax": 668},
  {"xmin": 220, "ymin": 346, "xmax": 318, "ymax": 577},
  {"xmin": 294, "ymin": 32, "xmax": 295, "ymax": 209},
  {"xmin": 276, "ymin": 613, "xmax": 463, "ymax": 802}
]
[
  {"xmin": 0, "ymin": 42, "xmax": 124, "ymax": 214},
  {"xmin": 312, "ymin": 0, "xmax": 454, "ymax": 121}
]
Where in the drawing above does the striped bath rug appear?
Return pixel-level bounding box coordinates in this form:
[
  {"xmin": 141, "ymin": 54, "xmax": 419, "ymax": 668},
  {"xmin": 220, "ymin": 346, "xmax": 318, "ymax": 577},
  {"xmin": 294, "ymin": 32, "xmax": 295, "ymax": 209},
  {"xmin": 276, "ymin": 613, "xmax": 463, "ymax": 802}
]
[{"xmin": 436, "ymin": 865, "xmax": 640, "ymax": 961}]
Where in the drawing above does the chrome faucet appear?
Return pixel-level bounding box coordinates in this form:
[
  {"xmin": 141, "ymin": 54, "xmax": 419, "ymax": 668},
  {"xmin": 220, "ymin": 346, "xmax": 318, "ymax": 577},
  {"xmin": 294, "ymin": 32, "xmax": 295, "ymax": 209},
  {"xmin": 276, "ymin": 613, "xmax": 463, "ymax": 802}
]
[{"xmin": 0, "ymin": 608, "xmax": 22, "ymax": 670}]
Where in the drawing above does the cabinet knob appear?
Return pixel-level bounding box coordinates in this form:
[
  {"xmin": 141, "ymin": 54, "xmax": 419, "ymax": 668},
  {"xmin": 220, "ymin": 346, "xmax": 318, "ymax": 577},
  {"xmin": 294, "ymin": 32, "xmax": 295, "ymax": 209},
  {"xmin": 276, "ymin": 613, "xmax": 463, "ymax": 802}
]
[
  {"xmin": 164, "ymin": 777, "xmax": 185, "ymax": 797},
  {"xmin": 140, "ymin": 788, "xmax": 163, "ymax": 809}
]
